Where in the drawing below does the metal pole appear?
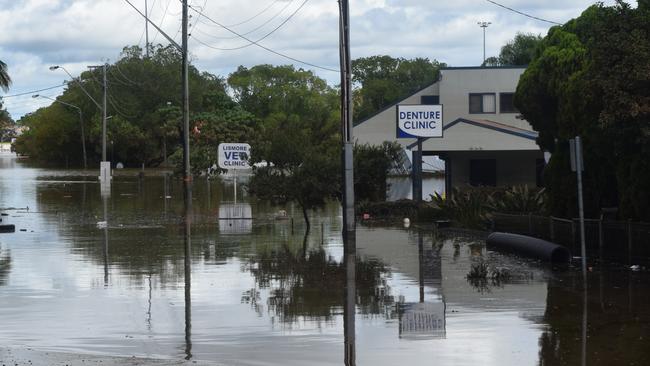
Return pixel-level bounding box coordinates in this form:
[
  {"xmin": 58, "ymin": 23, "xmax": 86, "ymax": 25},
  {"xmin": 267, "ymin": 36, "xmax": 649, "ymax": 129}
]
[
  {"xmin": 145, "ymin": 0, "xmax": 150, "ymax": 58},
  {"xmin": 182, "ymin": 0, "xmax": 191, "ymax": 184},
  {"xmin": 78, "ymin": 110, "xmax": 87, "ymax": 169},
  {"xmin": 102, "ymin": 64, "xmax": 107, "ymax": 163},
  {"xmin": 413, "ymin": 138, "xmax": 423, "ymax": 202},
  {"xmin": 339, "ymin": 0, "xmax": 355, "ymax": 233},
  {"xmin": 575, "ymin": 136, "xmax": 587, "ymax": 280},
  {"xmin": 483, "ymin": 26, "xmax": 486, "ymax": 64}
]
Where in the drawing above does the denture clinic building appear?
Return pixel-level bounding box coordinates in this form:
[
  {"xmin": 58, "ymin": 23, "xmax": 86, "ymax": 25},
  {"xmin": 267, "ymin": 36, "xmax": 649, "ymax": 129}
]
[{"xmin": 353, "ymin": 66, "xmax": 544, "ymax": 195}]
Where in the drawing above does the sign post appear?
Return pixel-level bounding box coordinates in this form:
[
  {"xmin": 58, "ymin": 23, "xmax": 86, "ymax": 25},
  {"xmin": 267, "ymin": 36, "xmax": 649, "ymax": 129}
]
[
  {"xmin": 218, "ymin": 143, "xmax": 251, "ymax": 203},
  {"xmin": 570, "ymin": 137, "xmax": 587, "ymax": 278},
  {"xmin": 397, "ymin": 105, "xmax": 443, "ymax": 202}
]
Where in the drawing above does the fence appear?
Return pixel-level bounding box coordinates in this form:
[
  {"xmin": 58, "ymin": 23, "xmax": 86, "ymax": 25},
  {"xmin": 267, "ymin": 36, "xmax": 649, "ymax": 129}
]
[{"xmin": 490, "ymin": 213, "xmax": 650, "ymax": 265}]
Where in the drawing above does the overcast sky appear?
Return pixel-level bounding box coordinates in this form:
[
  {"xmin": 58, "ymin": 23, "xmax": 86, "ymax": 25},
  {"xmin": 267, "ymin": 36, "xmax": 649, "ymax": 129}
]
[{"xmin": 0, "ymin": 0, "xmax": 626, "ymax": 120}]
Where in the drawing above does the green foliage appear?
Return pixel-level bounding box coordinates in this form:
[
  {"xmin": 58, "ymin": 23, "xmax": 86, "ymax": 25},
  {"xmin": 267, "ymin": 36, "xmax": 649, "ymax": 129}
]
[
  {"xmin": 516, "ymin": 1, "xmax": 650, "ymax": 220},
  {"xmin": 490, "ymin": 185, "xmax": 547, "ymax": 214},
  {"xmin": 244, "ymin": 65, "xmax": 341, "ymax": 228},
  {"xmin": 431, "ymin": 188, "xmax": 493, "ymax": 229},
  {"xmin": 0, "ymin": 101, "xmax": 14, "ymax": 142},
  {"xmin": 352, "ymin": 56, "xmax": 445, "ymax": 121},
  {"xmin": 354, "ymin": 141, "xmax": 401, "ymax": 202},
  {"xmin": 0, "ymin": 60, "xmax": 10, "ymax": 92},
  {"xmin": 14, "ymin": 44, "xmax": 228, "ymax": 168},
  {"xmin": 484, "ymin": 33, "xmax": 543, "ymax": 66}
]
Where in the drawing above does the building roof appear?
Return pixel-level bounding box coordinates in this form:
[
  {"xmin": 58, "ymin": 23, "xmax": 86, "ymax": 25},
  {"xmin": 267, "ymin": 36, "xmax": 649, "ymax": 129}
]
[{"xmin": 406, "ymin": 117, "xmax": 538, "ymax": 150}]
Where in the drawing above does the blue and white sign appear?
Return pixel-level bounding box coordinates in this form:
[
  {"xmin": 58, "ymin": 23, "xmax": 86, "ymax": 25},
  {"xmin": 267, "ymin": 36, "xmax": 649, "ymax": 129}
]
[
  {"xmin": 397, "ymin": 104, "xmax": 443, "ymax": 138},
  {"xmin": 218, "ymin": 143, "xmax": 251, "ymax": 170}
]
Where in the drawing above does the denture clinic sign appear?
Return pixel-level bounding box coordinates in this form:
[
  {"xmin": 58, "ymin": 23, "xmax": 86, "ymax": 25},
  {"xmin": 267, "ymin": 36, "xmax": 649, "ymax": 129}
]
[
  {"xmin": 397, "ymin": 104, "xmax": 443, "ymax": 138},
  {"xmin": 218, "ymin": 143, "xmax": 251, "ymax": 169}
]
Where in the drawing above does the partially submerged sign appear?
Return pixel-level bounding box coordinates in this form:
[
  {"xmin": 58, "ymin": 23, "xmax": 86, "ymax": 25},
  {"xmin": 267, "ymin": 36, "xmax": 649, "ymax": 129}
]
[
  {"xmin": 218, "ymin": 143, "xmax": 251, "ymax": 170},
  {"xmin": 397, "ymin": 104, "xmax": 443, "ymax": 138}
]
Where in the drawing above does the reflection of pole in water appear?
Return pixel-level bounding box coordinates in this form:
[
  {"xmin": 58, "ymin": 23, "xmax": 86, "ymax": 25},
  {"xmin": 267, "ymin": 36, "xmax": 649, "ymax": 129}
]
[
  {"xmin": 183, "ymin": 179, "xmax": 193, "ymax": 360},
  {"xmin": 343, "ymin": 232, "xmax": 356, "ymax": 366},
  {"xmin": 101, "ymin": 187, "xmax": 110, "ymax": 287},
  {"xmin": 418, "ymin": 231, "xmax": 424, "ymax": 303},
  {"xmin": 581, "ymin": 282, "xmax": 587, "ymax": 366},
  {"xmin": 163, "ymin": 173, "xmax": 169, "ymax": 219},
  {"xmin": 147, "ymin": 272, "xmax": 152, "ymax": 331}
]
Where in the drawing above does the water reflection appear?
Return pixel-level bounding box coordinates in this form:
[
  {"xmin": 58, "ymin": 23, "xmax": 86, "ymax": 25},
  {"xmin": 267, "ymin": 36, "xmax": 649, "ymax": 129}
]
[
  {"xmin": 0, "ymin": 245, "xmax": 10, "ymax": 286},
  {"xmin": 2, "ymin": 155, "xmax": 650, "ymax": 365},
  {"xmin": 538, "ymin": 270, "xmax": 650, "ymax": 365}
]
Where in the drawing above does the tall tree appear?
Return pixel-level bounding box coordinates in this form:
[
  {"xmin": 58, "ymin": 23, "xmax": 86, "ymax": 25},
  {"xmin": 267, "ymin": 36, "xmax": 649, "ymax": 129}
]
[
  {"xmin": 0, "ymin": 60, "xmax": 10, "ymax": 92},
  {"xmin": 352, "ymin": 56, "xmax": 445, "ymax": 121},
  {"xmin": 516, "ymin": 1, "xmax": 650, "ymax": 220},
  {"xmin": 483, "ymin": 33, "xmax": 543, "ymax": 66}
]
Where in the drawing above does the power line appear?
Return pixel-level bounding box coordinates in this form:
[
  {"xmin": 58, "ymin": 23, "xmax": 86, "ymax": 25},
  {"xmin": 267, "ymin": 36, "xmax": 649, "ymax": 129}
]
[
  {"xmin": 151, "ymin": 0, "xmax": 173, "ymax": 44},
  {"xmin": 484, "ymin": 0, "xmax": 562, "ymax": 26},
  {"xmin": 0, "ymin": 84, "xmax": 66, "ymax": 98},
  {"xmin": 187, "ymin": 4, "xmax": 339, "ymax": 73},
  {"xmin": 223, "ymin": 0, "xmax": 282, "ymax": 28},
  {"xmin": 195, "ymin": 0, "xmax": 294, "ymax": 40},
  {"xmin": 192, "ymin": 0, "xmax": 309, "ymax": 51}
]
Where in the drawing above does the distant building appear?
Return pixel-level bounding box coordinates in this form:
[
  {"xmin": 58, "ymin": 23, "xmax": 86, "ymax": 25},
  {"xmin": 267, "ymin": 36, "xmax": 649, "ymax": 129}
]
[{"xmin": 354, "ymin": 66, "xmax": 543, "ymax": 197}]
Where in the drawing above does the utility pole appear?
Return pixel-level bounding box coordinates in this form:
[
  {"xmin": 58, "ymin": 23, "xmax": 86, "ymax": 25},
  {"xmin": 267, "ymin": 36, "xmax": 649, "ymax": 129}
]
[
  {"xmin": 102, "ymin": 64, "xmax": 108, "ymax": 163},
  {"xmin": 145, "ymin": 0, "xmax": 150, "ymax": 58},
  {"xmin": 182, "ymin": 0, "xmax": 190, "ymax": 183},
  {"xmin": 478, "ymin": 21, "xmax": 491, "ymax": 65},
  {"xmin": 339, "ymin": 0, "xmax": 355, "ymax": 233}
]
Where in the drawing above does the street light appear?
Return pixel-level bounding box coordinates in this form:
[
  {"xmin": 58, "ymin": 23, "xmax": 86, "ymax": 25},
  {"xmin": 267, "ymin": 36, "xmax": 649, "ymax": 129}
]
[
  {"xmin": 50, "ymin": 64, "xmax": 109, "ymax": 180},
  {"xmin": 32, "ymin": 94, "xmax": 87, "ymax": 169},
  {"xmin": 478, "ymin": 21, "xmax": 492, "ymax": 65}
]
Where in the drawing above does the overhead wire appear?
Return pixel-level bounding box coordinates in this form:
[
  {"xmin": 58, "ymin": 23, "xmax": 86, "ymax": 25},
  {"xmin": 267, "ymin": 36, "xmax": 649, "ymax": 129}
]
[
  {"xmin": 152, "ymin": 0, "xmax": 173, "ymax": 44},
  {"xmin": 223, "ymin": 0, "xmax": 282, "ymax": 28},
  {"xmin": 192, "ymin": 0, "xmax": 308, "ymax": 50},
  {"xmin": 187, "ymin": 3, "xmax": 338, "ymax": 73},
  {"xmin": 484, "ymin": 0, "xmax": 563, "ymax": 25},
  {"xmin": 194, "ymin": 0, "xmax": 295, "ymax": 40},
  {"xmin": 0, "ymin": 84, "xmax": 67, "ymax": 99}
]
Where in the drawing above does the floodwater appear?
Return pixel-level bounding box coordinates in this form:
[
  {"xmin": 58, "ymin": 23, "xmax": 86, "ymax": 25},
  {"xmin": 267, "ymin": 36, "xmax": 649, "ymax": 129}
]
[{"xmin": 1, "ymin": 154, "xmax": 649, "ymax": 365}]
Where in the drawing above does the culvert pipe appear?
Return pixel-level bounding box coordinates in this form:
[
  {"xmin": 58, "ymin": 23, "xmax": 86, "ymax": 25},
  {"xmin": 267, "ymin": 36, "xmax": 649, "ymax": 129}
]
[{"xmin": 486, "ymin": 232, "xmax": 571, "ymax": 263}]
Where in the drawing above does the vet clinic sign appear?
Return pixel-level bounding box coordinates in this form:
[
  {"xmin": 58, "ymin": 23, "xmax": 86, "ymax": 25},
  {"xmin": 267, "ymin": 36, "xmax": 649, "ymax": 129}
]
[
  {"xmin": 397, "ymin": 104, "xmax": 443, "ymax": 138},
  {"xmin": 218, "ymin": 143, "xmax": 251, "ymax": 169}
]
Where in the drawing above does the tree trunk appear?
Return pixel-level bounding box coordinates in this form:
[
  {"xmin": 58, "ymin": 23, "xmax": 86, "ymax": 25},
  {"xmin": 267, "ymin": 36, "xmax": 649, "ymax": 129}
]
[{"xmin": 301, "ymin": 205, "xmax": 311, "ymax": 232}]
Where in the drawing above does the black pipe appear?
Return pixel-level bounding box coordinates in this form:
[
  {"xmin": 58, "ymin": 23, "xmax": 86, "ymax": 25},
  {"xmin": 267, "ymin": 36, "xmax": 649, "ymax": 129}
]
[
  {"xmin": 486, "ymin": 232, "xmax": 571, "ymax": 263},
  {"xmin": 0, "ymin": 224, "xmax": 15, "ymax": 233}
]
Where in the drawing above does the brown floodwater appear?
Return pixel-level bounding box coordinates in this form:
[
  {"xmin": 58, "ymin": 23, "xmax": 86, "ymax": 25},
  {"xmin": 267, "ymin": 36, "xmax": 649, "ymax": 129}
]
[{"xmin": 0, "ymin": 154, "xmax": 648, "ymax": 365}]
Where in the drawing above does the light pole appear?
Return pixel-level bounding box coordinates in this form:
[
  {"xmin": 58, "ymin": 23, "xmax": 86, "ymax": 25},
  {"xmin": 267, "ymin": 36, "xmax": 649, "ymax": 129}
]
[
  {"xmin": 32, "ymin": 94, "xmax": 87, "ymax": 169},
  {"xmin": 50, "ymin": 64, "xmax": 109, "ymax": 180},
  {"xmin": 478, "ymin": 21, "xmax": 491, "ymax": 65}
]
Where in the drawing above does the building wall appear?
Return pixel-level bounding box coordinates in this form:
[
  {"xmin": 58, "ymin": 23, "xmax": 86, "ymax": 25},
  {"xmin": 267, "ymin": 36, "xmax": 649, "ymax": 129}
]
[
  {"xmin": 447, "ymin": 150, "xmax": 542, "ymax": 188},
  {"xmin": 355, "ymin": 83, "xmax": 439, "ymax": 146},
  {"xmin": 438, "ymin": 67, "xmax": 528, "ymax": 130},
  {"xmin": 354, "ymin": 67, "xmax": 531, "ymax": 149}
]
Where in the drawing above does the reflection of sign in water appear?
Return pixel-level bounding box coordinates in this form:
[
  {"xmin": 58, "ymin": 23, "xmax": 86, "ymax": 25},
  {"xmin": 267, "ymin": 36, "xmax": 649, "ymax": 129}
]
[
  {"xmin": 218, "ymin": 143, "xmax": 251, "ymax": 170},
  {"xmin": 218, "ymin": 203, "xmax": 252, "ymax": 234},
  {"xmin": 399, "ymin": 302, "xmax": 446, "ymax": 339}
]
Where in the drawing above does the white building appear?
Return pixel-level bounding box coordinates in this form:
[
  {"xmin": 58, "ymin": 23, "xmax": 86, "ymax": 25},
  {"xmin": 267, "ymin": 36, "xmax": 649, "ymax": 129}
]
[{"xmin": 354, "ymin": 66, "xmax": 543, "ymax": 195}]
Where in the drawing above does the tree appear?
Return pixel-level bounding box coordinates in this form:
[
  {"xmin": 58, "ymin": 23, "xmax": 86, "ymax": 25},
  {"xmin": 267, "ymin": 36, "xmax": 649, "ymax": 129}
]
[
  {"xmin": 0, "ymin": 60, "xmax": 10, "ymax": 92},
  {"xmin": 483, "ymin": 33, "xmax": 543, "ymax": 66},
  {"xmin": 354, "ymin": 142, "xmax": 401, "ymax": 202},
  {"xmin": 352, "ymin": 56, "xmax": 445, "ymax": 121},
  {"xmin": 0, "ymin": 102, "xmax": 14, "ymax": 143},
  {"xmin": 515, "ymin": 1, "xmax": 650, "ymax": 220},
  {"xmin": 242, "ymin": 65, "xmax": 341, "ymax": 229}
]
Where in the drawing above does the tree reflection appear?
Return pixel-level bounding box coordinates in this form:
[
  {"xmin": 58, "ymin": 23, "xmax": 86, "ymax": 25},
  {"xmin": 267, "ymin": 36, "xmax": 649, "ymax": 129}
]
[
  {"xmin": 0, "ymin": 246, "xmax": 10, "ymax": 286},
  {"xmin": 538, "ymin": 272, "xmax": 650, "ymax": 365},
  {"xmin": 242, "ymin": 232, "xmax": 393, "ymax": 324}
]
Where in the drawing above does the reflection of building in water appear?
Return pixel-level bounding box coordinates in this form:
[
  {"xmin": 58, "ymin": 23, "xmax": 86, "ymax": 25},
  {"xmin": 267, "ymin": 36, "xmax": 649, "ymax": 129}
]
[{"xmin": 218, "ymin": 203, "xmax": 252, "ymax": 234}]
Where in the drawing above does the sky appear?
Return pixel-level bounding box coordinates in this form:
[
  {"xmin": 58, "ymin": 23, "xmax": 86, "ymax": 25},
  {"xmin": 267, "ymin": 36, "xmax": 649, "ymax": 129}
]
[{"xmin": 0, "ymin": 0, "xmax": 626, "ymax": 120}]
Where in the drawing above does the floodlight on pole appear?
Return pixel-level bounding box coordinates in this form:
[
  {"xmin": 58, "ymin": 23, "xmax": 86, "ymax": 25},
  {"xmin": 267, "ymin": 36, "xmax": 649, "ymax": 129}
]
[
  {"xmin": 478, "ymin": 21, "xmax": 491, "ymax": 65},
  {"xmin": 32, "ymin": 94, "xmax": 87, "ymax": 169}
]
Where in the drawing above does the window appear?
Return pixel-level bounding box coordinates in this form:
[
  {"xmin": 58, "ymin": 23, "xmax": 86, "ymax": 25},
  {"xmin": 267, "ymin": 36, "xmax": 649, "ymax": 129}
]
[
  {"xmin": 500, "ymin": 93, "xmax": 518, "ymax": 113},
  {"xmin": 420, "ymin": 95, "xmax": 440, "ymax": 105},
  {"xmin": 470, "ymin": 159, "xmax": 497, "ymax": 186},
  {"xmin": 469, "ymin": 93, "xmax": 496, "ymax": 113}
]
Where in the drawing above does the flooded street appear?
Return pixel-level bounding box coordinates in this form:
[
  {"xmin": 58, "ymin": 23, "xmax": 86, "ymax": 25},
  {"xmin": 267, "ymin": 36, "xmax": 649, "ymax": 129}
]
[{"xmin": 1, "ymin": 154, "xmax": 649, "ymax": 365}]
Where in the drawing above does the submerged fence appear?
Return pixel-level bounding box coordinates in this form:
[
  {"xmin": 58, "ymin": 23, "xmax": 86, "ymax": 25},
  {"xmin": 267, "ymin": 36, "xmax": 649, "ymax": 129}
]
[{"xmin": 490, "ymin": 213, "xmax": 650, "ymax": 265}]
